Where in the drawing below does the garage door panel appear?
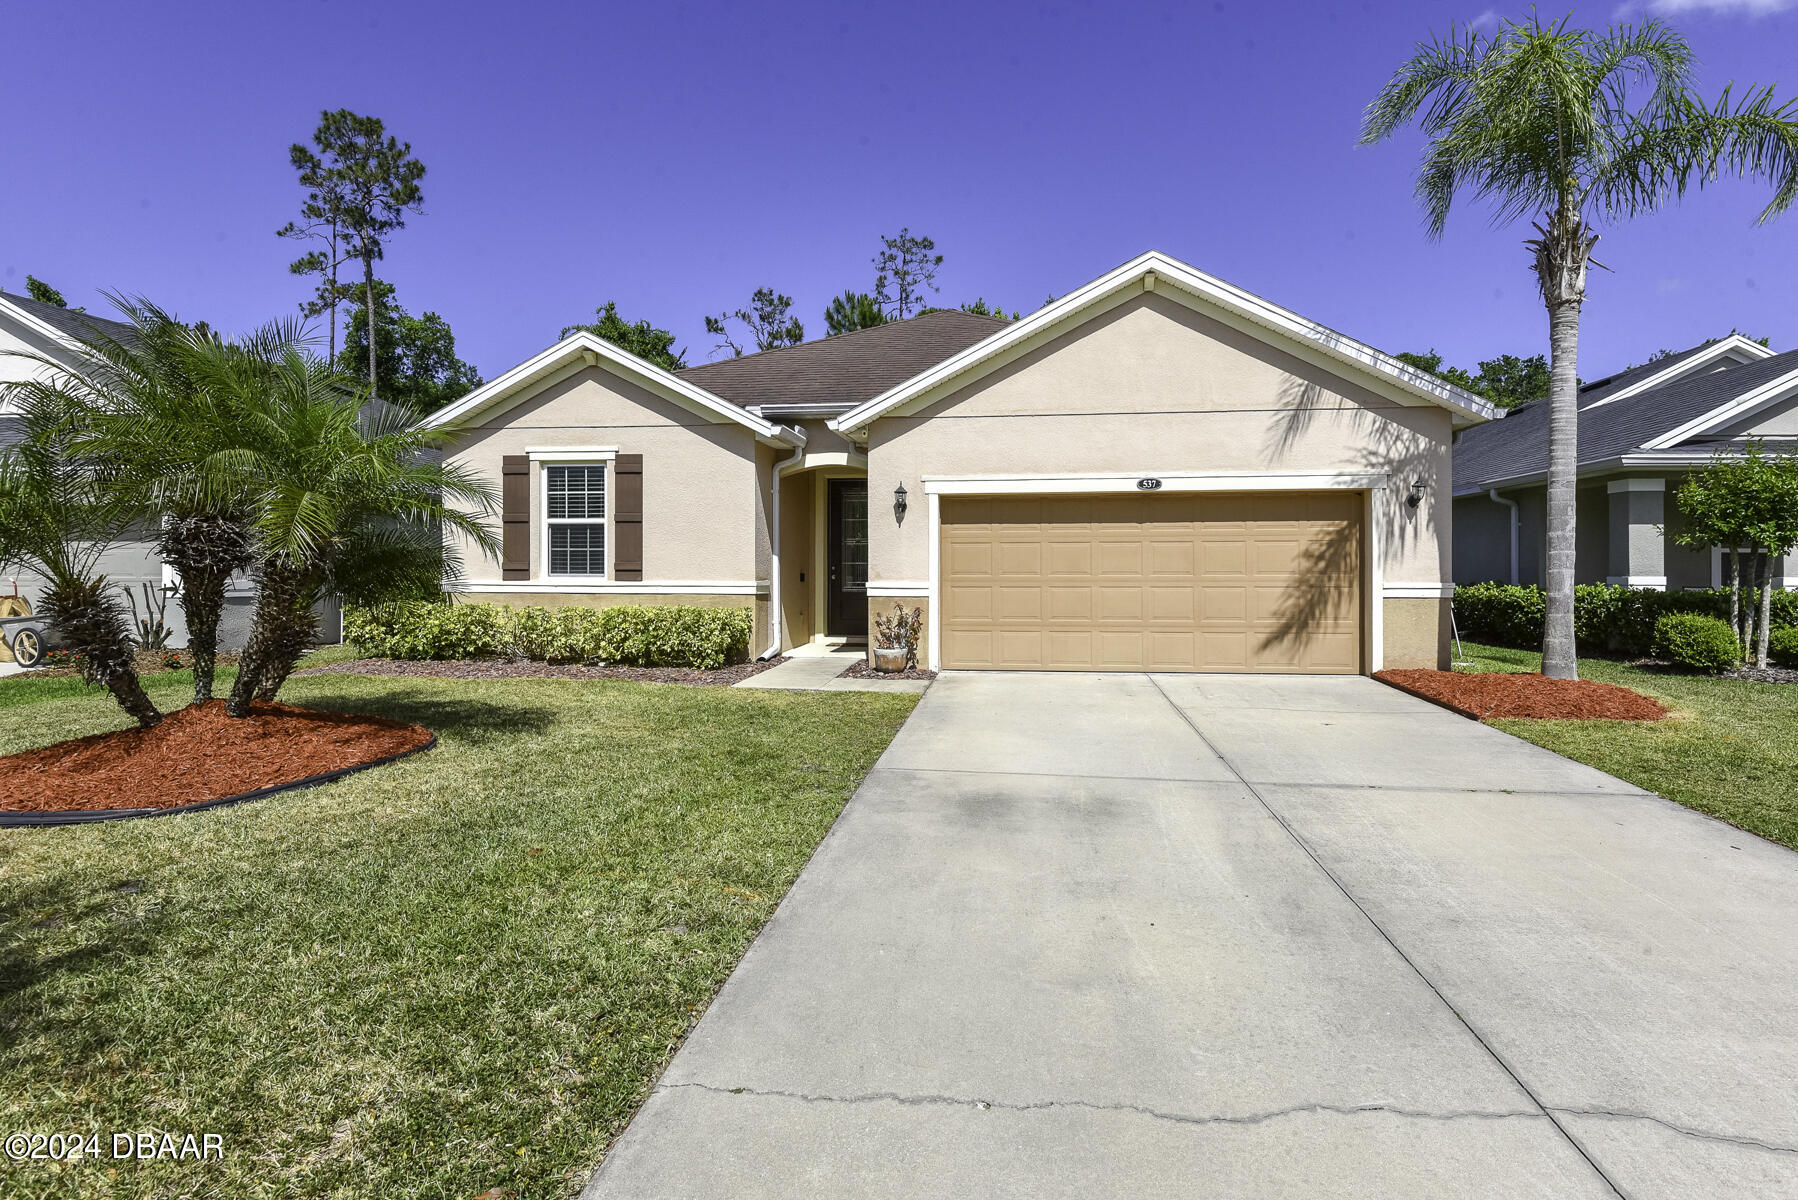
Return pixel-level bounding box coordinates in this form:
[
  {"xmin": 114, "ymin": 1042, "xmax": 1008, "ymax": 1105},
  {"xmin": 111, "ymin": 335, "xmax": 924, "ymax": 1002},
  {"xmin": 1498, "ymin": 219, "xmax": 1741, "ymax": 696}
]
[{"xmin": 940, "ymin": 492, "xmax": 1363, "ymax": 673}]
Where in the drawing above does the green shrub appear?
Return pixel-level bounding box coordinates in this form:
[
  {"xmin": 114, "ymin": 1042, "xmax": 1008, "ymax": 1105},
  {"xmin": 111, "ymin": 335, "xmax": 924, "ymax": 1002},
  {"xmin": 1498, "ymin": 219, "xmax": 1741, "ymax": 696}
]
[
  {"xmin": 346, "ymin": 601, "xmax": 514, "ymax": 660},
  {"xmin": 1455, "ymin": 582, "xmax": 1795, "ymax": 655},
  {"xmin": 1651, "ymin": 612, "xmax": 1742, "ymax": 673},
  {"xmin": 346, "ymin": 602, "xmax": 754, "ymax": 669},
  {"xmin": 1770, "ymin": 626, "xmax": 1798, "ymax": 669}
]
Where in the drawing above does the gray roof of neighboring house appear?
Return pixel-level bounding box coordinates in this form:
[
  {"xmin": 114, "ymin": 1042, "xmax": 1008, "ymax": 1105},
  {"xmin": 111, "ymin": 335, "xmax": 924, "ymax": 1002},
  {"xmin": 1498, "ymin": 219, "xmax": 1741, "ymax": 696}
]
[
  {"xmin": 1455, "ymin": 345, "xmax": 1798, "ymax": 491},
  {"xmin": 677, "ymin": 309, "xmax": 1008, "ymax": 410},
  {"xmin": 0, "ymin": 290, "xmax": 134, "ymax": 344},
  {"xmin": 1573, "ymin": 341, "xmax": 1718, "ymax": 407}
]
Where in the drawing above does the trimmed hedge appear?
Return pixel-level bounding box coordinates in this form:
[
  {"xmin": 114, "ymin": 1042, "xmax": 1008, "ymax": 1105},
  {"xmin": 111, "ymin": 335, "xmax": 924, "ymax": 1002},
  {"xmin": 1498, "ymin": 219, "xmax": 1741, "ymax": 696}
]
[
  {"xmin": 1454, "ymin": 582, "xmax": 1798, "ymax": 656},
  {"xmin": 1651, "ymin": 613, "xmax": 1741, "ymax": 673},
  {"xmin": 1770, "ymin": 626, "xmax": 1798, "ymax": 669},
  {"xmin": 345, "ymin": 602, "xmax": 754, "ymax": 670}
]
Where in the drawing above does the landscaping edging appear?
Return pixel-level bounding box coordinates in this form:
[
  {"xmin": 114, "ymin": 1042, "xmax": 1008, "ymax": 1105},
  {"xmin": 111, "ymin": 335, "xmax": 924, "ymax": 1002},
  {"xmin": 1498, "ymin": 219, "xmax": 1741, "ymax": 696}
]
[{"xmin": 0, "ymin": 734, "xmax": 437, "ymax": 828}]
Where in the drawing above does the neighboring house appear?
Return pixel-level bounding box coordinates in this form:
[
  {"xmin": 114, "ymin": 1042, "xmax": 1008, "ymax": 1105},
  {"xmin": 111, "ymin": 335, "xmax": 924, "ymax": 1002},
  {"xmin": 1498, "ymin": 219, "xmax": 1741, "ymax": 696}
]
[
  {"xmin": 1453, "ymin": 334, "xmax": 1794, "ymax": 590},
  {"xmin": 422, "ymin": 251, "xmax": 1495, "ymax": 673}
]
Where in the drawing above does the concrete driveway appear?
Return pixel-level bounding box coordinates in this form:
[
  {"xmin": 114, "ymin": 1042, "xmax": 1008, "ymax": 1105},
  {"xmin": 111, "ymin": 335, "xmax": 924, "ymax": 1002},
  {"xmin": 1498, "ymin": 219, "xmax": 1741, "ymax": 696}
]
[{"xmin": 585, "ymin": 673, "xmax": 1798, "ymax": 1199}]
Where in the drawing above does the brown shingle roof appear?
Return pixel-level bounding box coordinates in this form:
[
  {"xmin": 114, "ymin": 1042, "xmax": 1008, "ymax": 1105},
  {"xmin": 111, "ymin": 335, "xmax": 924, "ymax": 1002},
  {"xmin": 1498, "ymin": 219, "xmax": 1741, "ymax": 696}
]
[{"xmin": 677, "ymin": 309, "xmax": 1007, "ymax": 410}]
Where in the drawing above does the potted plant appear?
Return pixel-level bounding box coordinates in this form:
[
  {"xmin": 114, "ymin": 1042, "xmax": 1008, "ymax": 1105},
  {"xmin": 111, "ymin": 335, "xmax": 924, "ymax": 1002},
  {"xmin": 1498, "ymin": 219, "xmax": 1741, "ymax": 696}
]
[{"xmin": 871, "ymin": 603, "xmax": 922, "ymax": 673}]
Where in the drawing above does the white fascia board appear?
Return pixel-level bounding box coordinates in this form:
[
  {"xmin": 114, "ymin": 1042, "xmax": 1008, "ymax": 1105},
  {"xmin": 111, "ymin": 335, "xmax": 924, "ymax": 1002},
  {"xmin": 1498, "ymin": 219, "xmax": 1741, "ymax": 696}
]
[
  {"xmin": 921, "ymin": 470, "xmax": 1388, "ymax": 495},
  {"xmin": 1580, "ymin": 335, "xmax": 1777, "ymax": 412},
  {"xmin": 1639, "ymin": 368, "xmax": 1798, "ymax": 451},
  {"xmin": 828, "ymin": 250, "xmax": 1499, "ymax": 434},
  {"xmin": 417, "ymin": 331, "xmax": 784, "ymax": 441},
  {"xmin": 0, "ymin": 297, "xmax": 83, "ymax": 354}
]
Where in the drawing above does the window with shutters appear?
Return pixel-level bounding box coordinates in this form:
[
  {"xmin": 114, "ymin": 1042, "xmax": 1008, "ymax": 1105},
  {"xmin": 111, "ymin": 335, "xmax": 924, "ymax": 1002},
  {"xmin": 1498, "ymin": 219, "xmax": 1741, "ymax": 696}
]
[{"xmin": 544, "ymin": 463, "xmax": 608, "ymax": 576}]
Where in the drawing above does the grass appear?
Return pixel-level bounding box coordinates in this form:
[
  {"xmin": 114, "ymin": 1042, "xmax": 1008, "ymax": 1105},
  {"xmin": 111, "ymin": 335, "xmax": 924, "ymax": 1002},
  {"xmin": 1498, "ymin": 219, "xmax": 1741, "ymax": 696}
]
[
  {"xmin": 1458, "ymin": 641, "xmax": 1798, "ymax": 851},
  {"xmin": 0, "ymin": 667, "xmax": 918, "ymax": 1199},
  {"xmin": 0, "ymin": 644, "xmax": 363, "ymax": 711}
]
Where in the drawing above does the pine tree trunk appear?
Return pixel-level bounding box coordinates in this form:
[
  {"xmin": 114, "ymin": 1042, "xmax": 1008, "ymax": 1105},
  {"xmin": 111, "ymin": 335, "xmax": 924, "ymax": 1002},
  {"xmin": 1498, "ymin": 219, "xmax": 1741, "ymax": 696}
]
[
  {"xmin": 1541, "ymin": 296, "xmax": 1582, "ymax": 679},
  {"xmin": 364, "ymin": 253, "xmax": 379, "ymax": 399},
  {"xmin": 327, "ymin": 223, "xmax": 340, "ymax": 365}
]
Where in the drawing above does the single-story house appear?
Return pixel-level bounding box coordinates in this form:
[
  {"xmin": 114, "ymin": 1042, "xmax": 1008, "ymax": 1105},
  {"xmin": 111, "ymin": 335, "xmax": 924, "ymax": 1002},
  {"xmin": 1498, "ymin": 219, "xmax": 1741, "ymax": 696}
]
[
  {"xmin": 422, "ymin": 251, "xmax": 1497, "ymax": 673},
  {"xmin": 1453, "ymin": 334, "xmax": 1796, "ymax": 590}
]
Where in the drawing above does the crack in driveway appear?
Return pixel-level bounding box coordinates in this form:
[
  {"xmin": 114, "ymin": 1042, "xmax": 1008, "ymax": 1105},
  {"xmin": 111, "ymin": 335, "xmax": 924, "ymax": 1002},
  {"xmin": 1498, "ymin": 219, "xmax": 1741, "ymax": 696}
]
[
  {"xmin": 1547, "ymin": 1106, "xmax": 1798, "ymax": 1157},
  {"xmin": 664, "ymin": 1081, "xmax": 1545, "ymax": 1129}
]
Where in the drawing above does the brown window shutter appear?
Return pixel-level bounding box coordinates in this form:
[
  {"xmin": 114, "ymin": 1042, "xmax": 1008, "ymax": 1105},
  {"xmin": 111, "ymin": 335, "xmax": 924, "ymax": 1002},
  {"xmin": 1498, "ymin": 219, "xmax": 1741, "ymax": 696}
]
[
  {"xmin": 615, "ymin": 454, "xmax": 643, "ymax": 581},
  {"xmin": 501, "ymin": 455, "xmax": 530, "ymax": 580}
]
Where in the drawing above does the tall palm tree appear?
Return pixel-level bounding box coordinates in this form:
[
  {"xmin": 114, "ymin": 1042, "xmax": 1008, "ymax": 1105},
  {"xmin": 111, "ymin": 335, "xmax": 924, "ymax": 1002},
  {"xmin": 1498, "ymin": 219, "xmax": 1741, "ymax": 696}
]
[
  {"xmin": 225, "ymin": 354, "xmax": 498, "ymax": 716},
  {"xmin": 60, "ymin": 300, "xmax": 305, "ymax": 703},
  {"xmin": 0, "ymin": 388, "xmax": 161, "ymax": 728},
  {"xmin": 1362, "ymin": 14, "xmax": 1798, "ymax": 678}
]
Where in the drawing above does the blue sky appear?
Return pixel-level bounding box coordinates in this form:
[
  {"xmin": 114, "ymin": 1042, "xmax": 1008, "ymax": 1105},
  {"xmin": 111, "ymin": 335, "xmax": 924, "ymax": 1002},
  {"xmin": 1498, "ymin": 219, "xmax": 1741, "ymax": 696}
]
[{"xmin": 5, "ymin": 0, "xmax": 1795, "ymax": 383}]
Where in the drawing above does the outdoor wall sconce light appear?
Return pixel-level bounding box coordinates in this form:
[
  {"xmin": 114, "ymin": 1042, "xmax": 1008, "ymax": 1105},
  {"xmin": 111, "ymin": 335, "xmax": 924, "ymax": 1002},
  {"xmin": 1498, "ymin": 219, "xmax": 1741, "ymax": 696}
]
[
  {"xmin": 1407, "ymin": 479, "xmax": 1427, "ymax": 509},
  {"xmin": 893, "ymin": 481, "xmax": 909, "ymax": 524}
]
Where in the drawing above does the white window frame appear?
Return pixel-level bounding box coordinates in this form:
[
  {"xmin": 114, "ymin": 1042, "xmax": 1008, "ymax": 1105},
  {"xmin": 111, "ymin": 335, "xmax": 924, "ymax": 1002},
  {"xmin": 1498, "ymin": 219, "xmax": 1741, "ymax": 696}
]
[{"xmin": 530, "ymin": 447, "xmax": 616, "ymax": 583}]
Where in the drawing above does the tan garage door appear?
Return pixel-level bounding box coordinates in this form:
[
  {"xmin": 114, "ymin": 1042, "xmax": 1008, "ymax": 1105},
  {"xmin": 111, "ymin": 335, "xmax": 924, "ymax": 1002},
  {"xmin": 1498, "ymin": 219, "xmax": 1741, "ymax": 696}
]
[{"xmin": 940, "ymin": 492, "xmax": 1362, "ymax": 673}]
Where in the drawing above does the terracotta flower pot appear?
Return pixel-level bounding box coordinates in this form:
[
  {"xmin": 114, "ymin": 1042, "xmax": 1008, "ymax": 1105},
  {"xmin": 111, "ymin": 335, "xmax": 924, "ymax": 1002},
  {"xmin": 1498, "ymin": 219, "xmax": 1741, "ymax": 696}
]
[{"xmin": 871, "ymin": 646, "xmax": 908, "ymax": 673}]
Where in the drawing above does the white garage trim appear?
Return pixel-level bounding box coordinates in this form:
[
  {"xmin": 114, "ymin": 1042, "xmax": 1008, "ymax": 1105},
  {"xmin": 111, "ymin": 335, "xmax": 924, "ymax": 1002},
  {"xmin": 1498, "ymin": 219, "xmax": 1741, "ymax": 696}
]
[{"xmin": 918, "ymin": 470, "xmax": 1390, "ymax": 672}]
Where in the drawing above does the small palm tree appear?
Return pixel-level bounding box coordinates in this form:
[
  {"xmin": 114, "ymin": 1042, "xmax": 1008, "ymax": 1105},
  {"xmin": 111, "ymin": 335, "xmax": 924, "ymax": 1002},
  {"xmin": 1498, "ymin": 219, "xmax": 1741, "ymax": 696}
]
[
  {"xmin": 1362, "ymin": 13, "xmax": 1798, "ymax": 678},
  {"xmin": 225, "ymin": 354, "xmax": 498, "ymax": 716},
  {"xmin": 56, "ymin": 299, "xmax": 305, "ymax": 703},
  {"xmin": 0, "ymin": 389, "xmax": 161, "ymax": 727}
]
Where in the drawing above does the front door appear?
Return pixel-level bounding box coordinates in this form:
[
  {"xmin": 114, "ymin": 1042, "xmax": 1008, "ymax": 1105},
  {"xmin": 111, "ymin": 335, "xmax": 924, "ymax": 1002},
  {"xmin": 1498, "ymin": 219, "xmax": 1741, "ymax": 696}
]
[{"xmin": 827, "ymin": 479, "xmax": 869, "ymax": 638}]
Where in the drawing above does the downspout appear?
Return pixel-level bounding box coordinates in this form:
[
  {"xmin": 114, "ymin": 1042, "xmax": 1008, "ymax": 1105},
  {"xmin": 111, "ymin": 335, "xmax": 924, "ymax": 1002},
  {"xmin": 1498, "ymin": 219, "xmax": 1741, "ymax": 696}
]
[
  {"xmin": 1488, "ymin": 488, "xmax": 1520, "ymax": 585},
  {"xmin": 761, "ymin": 429, "xmax": 809, "ymax": 659}
]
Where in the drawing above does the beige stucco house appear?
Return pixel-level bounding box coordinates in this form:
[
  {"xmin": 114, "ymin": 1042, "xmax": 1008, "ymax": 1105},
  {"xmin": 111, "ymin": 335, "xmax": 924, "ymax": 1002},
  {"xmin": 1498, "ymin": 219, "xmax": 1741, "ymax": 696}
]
[{"xmin": 423, "ymin": 251, "xmax": 1497, "ymax": 673}]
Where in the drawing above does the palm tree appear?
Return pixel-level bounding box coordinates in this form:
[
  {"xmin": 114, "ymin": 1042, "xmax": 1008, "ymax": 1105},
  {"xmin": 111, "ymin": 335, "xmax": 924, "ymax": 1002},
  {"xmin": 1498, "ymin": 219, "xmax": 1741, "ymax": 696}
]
[
  {"xmin": 225, "ymin": 354, "xmax": 498, "ymax": 716},
  {"xmin": 59, "ymin": 300, "xmax": 305, "ymax": 703},
  {"xmin": 0, "ymin": 388, "xmax": 161, "ymax": 727},
  {"xmin": 1362, "ymin": 14, "xmax": 1798, "ymax": 678}
]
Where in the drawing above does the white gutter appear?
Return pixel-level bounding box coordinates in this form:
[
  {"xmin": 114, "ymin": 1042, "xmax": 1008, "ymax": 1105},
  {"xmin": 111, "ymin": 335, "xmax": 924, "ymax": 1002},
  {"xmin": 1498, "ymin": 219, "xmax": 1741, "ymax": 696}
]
[
  {"xmin": 1488, "ymin": 488, "xmax": 1520, "ymax": 585},
  {"xmin": 760, "ymin": 429, "xmax": 810, "ymax": 659}
]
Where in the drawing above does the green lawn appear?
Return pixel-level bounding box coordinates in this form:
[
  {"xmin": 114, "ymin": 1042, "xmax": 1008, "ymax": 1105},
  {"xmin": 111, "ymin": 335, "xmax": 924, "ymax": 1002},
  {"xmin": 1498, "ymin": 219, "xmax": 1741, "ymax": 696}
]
[
  {"xmin": 1459, "ymin": 641, "xmax": 1798, "ymax": 851},
  {"xmin": 0, "ymin": 643, "xmax": 363, "ymax": 711},
  {"xmin": 1, "ymin": 668, "xmax": 917, "ymax": 1199}
]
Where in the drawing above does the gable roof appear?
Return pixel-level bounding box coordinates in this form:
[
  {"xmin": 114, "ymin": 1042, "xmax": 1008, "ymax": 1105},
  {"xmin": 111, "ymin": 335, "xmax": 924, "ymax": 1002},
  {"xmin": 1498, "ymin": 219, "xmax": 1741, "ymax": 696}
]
[
  {"xmin": 828, "ymin": 250, "xmax": 1500, "ymax": 434},
  {"xmin": 1455, "ymin": 347, "xmax": 1798, "ymax": 493},
  {"xmin": 1577, "ymin": 333, "xmax": 1774, "ymax": 409},
  {"xmin": 418, "ymin": 329, "xmax": 793, "ymax": 443},
  {"xmin": 0, "ymin": 291, "xmax": 135, "ymax": 349},
  {"xmin": 678, "ymin": 310, "xmax": 1007, "ymax": 412}
]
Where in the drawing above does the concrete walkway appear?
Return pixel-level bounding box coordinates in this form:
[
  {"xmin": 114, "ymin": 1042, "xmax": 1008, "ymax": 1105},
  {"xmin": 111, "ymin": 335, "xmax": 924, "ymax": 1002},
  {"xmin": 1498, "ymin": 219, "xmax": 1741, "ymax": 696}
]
[
  {"xmin": 734, "ymin": 646, "xmax": 930, "ymax": 694},
  {"xmin": 586, "ymin": 672, "xmax": 1798, "ymax": 1199}
]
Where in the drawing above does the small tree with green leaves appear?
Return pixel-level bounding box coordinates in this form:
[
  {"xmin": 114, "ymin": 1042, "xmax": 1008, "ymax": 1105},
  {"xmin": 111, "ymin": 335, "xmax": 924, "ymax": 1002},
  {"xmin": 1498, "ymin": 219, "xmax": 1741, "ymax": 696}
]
[
  {"xmin": 873, "ymin": 228, "xmax": 943, "ymax": 319},
  {"xmin": 705, "ymin": 287, "xmax": 805, "ymax": 357},
  {"xmin": 24, "ymin": 276, "xmax": 77, "ymax": 309},
  {"xmin": 1671, "ymin": 443, "xmax": 1798, "ymax": 667},
  {"xmin": 1363, "ymin": 13, "xmax": 1798, "ymax": 679},
  {"xmin": 823, "ymin": 290, "xmax": 887, "ymax": 336},
  {"xmin": 562, "ymin": 301, "xmax": 687, "ymax": 370}
]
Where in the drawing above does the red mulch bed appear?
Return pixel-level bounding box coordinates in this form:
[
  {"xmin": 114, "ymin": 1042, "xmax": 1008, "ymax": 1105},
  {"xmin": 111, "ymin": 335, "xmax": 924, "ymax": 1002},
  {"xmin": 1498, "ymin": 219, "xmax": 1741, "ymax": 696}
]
[
  {"xmin": 297, "ymin": 656, "xmax": 785, "ymax": 686},
  {"xmin": 1376, "ymin": 669, "xmax": 1668, "ymax": 722},
  {"xmin": 0, "ymin": 701, "xmax": 433, "ymax": 814}
]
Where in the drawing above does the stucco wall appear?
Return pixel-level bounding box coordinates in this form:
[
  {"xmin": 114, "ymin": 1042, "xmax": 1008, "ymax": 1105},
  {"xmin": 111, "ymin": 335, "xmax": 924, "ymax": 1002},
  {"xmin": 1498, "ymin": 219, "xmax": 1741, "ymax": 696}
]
[
  {"xmin": 442, "ymin": 364, "xmax": 761, "ymax": 585},
  {"xmin": 777, "ymin": 469, "xmax": 815, "ymax": 647},
  {"xmin": 1383, "ymin": 598, "xmax": 1450, "ymax": 670},
  {"xmin": 1452, "ymin": 494, "xmax": 1516, "ymax": 584},
  {"xmin": 864, "ymin": 292, "xmax": 1456, "ymax": 589}
]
